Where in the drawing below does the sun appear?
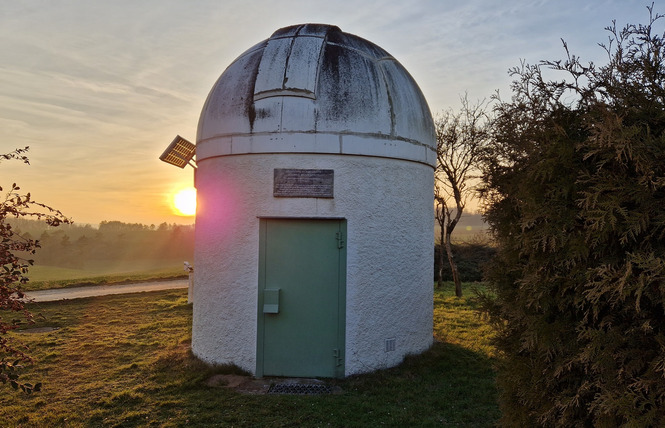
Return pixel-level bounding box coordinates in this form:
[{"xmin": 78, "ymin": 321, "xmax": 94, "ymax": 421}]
[{"xmin": 173, "ymin": 187, "xmax": 197, "ymax": 216}]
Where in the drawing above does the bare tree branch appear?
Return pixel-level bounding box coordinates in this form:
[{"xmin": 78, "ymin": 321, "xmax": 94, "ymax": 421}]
[{"xmin": 434, "ymin": 95, "xmax": 491, "ymax": 296}]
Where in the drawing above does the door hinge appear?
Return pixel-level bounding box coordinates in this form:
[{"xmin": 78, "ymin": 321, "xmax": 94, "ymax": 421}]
[
  {"xmin": 335, "ymin": 231, "xmax": 344, "ymax": 249},
  {"xmin": 333, "ymin": 348, "xmax": 343, "ymax": 367}
]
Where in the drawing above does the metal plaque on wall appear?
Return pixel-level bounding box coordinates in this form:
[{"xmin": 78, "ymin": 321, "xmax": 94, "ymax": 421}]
[{"xmin": 273, "ymin": 169, "xmax": 334, "ymax": 198}]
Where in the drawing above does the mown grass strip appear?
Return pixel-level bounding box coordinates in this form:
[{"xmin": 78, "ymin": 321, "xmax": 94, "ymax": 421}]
[{"xmin": 23, "ymin": 266, "xmax": 188, "ymax": 291}]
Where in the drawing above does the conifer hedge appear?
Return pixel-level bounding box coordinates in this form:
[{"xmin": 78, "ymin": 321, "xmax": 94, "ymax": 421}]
[{"xmin": 480, "ymin": 9, "xmax": 665, "ymax": 426}]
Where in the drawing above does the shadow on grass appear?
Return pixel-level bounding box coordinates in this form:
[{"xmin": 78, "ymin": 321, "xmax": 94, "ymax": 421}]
[{"xmin": 143, "ymin": 340, "xmax": 499, "ymax": 427}]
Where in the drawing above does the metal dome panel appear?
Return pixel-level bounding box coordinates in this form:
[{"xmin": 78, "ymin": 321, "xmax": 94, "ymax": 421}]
[{"xmin": 196, "ymin": 24, "xmax": 435, "ymax": 167}]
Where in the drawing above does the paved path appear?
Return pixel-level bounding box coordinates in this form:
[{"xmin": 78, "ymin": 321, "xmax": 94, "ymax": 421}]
[{"xmin": 24, "ymin": 279, "xmax": 189, "ymax": 302}]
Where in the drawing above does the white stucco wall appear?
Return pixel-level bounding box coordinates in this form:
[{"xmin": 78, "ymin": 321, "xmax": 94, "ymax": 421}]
[
  {"xmin": 191, "ymin": 152, "xmax": 434, "ymax": 376},
  {"xmin": 190, "ymin": 24, "xmax": 435, "ymax": 377}
]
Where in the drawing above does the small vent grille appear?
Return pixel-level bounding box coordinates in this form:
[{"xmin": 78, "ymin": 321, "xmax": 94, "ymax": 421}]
[
  {"xmin": 267, "ymin": 383, "xmax": 333, "ymax": 395},
  {"xmin": 385, "ymin": 338, "xmax": 396, "ymax": 352}
]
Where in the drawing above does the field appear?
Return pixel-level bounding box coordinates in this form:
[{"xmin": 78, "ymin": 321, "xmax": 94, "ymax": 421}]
[
  {"xmin": 1, "ymin": 284, "xmax": 498, "ymax": 427},
  {"xmin": 24, "ymin": 264, "xmax": 188, "ymax": 291}
]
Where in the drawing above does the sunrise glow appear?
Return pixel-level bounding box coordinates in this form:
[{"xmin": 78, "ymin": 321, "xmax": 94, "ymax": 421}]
[{"xmin": 173, "ymin": 187, "xmax": 197, "ymax": 216}]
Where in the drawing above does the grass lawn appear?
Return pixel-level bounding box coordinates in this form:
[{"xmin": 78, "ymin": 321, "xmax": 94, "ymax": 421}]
[
  {"xmin": 24, "ymin": 264, "xmax": 188, "ymax": 291},
  {"xmin": 1, "ymin": 283, "xmax": 498, "ymax": 427}
]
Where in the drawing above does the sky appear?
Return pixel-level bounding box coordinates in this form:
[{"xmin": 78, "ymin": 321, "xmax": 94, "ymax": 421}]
[{"xmin": 0, "ymin": 0, "xmax": 655, "ymax": 226}]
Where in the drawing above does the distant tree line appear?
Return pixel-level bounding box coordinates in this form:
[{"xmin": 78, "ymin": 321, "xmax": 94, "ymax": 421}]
[
  {"xmin": 12, "ymin": 214, "xmax": 496, "ymax": 282},
  {"xmin": 7, "ymin": 218, "xmax": 194, "ymax": 270}
]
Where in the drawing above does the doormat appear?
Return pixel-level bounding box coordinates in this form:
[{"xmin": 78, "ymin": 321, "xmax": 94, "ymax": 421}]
[{"xmin": 267, "ymin": 383, "xmax": 334, "ymax": 395}]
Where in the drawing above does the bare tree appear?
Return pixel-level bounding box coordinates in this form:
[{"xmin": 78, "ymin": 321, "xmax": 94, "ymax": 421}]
[{"xmin": 435, "ymin": 96, "xmax": 490, "ymax": 296}]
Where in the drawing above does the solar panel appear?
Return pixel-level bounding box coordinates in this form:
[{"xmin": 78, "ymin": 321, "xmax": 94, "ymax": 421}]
[{"xmin": 159, "ymin": 135, "xmax": 196, "ymax": 168}]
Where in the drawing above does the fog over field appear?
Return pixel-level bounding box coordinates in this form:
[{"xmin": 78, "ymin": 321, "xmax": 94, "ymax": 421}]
[
  {"xmin": 10, "ymin": 213, "xmax": 487, "ymax": 284},
  {"xmin": 9, "ymin": 218, "xmax": 194, "ymax": 277}
]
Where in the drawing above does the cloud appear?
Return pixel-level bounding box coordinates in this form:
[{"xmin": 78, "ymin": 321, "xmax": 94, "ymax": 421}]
[{"xmin": 0, "ymin": 0, "xmax": 655, "ymax": 224}]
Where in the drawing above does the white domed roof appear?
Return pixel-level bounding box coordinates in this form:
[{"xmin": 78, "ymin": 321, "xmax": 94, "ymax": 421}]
[{"xmin": 196, "ymin": 24, "xmax": 435, "ymax": 167}]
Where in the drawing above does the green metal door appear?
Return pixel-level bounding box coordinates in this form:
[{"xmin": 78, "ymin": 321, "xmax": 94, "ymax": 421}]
[{"xmin": 257, "ymin": 218, "xmax": 346, "ymax": 378}]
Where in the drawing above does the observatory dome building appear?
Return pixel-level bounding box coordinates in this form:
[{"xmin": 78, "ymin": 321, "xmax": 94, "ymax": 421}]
[{"xmin": 192, "ymin": 23, "xmax": 435, "ymax": 378}]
